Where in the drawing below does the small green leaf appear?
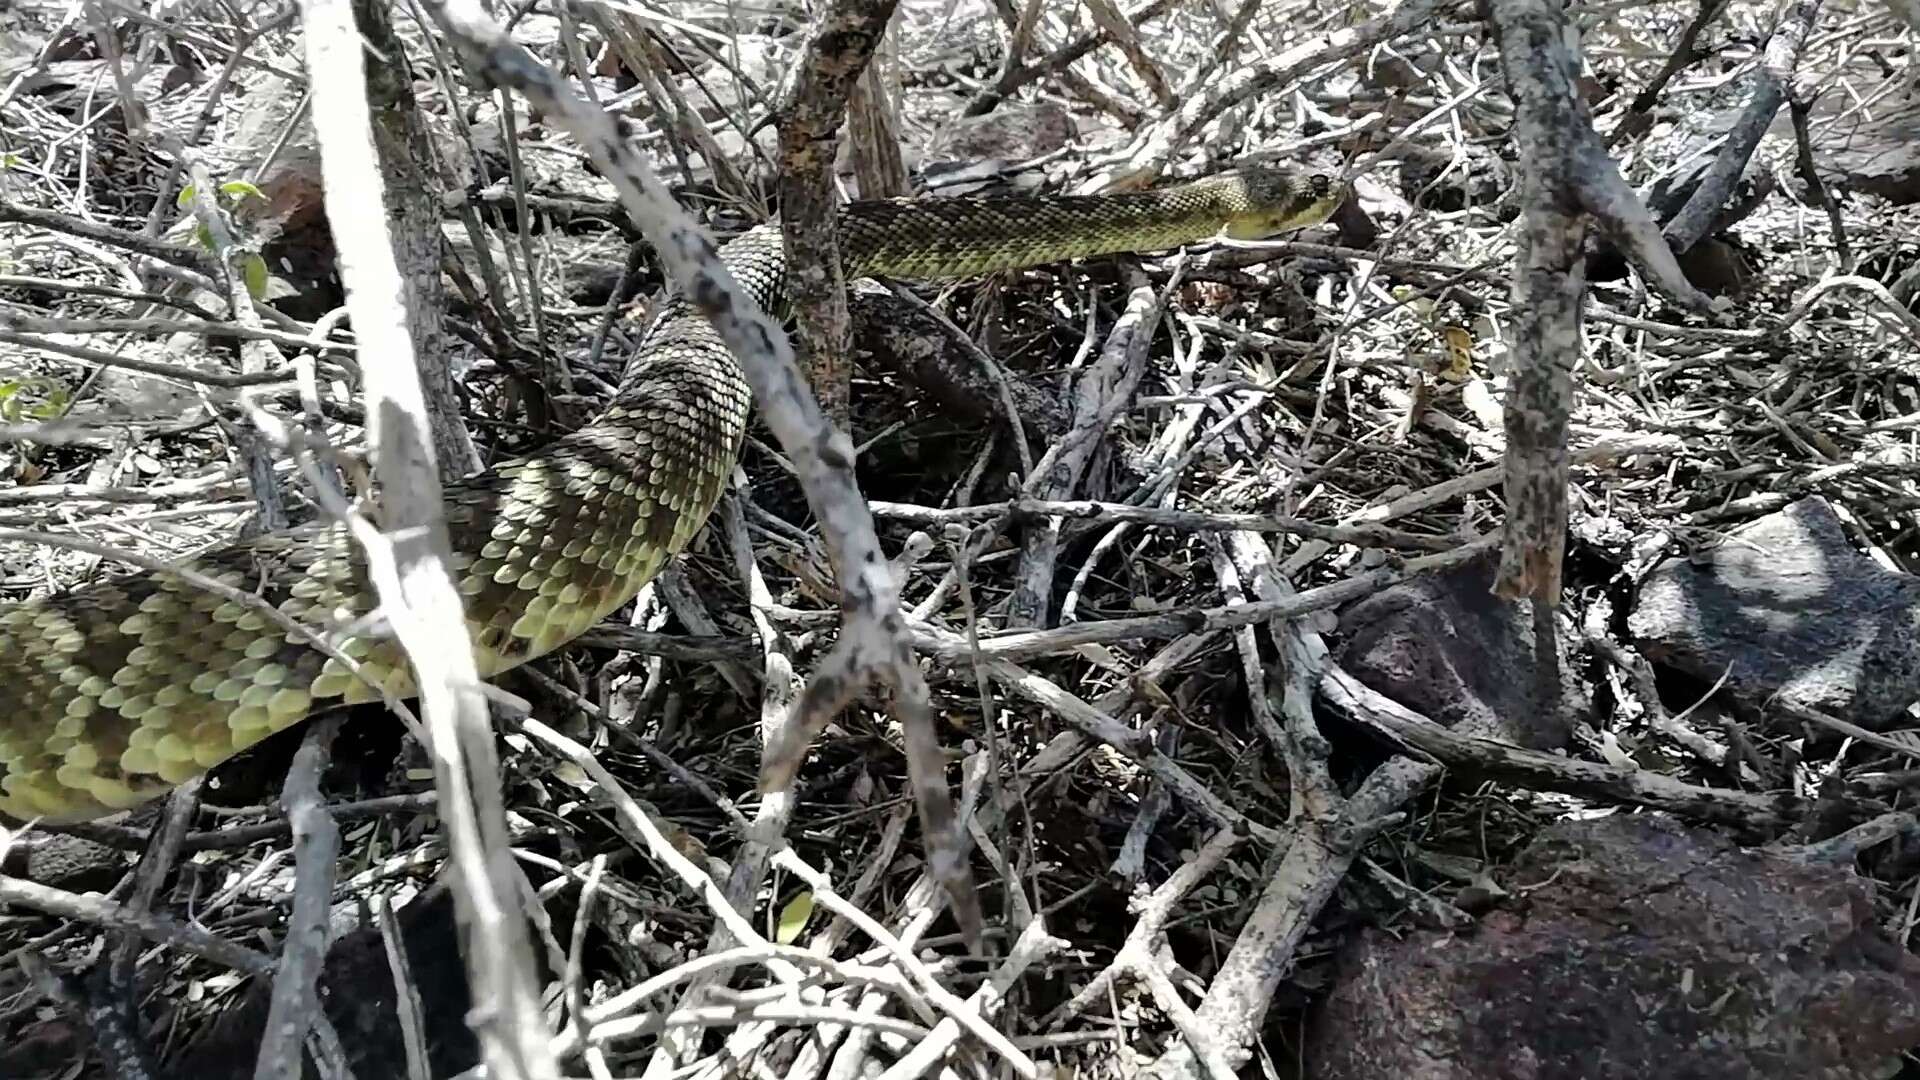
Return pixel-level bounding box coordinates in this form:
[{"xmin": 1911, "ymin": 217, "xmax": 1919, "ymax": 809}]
[
  {"xmin": 219, "ymin": 180, "xmax": 264, "ymax": 203},
  {"xmin": 177, "ymin": 184, "xmax": 196, "ymax": 208},
  {"xmin": 195, "ymin": 224, "xmax": 214, "ymax": 251},
  {"xmin": 28, "ymin": 388, "xmax": 69, "ymax": 420},
  {"xmin": 241, "ymin": 253, "xmax": 270, "ymax": 300},
  {"xmin": 775, "ymin": 891, "xmax": 814, "ymax": 945},
  {"xmin": 0, "ymin": 378, "xmax": 67, "ymax": 425}
]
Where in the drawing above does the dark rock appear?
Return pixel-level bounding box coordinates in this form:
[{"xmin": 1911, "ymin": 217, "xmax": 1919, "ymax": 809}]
[
  {"xmin": 168, "ymin": 888, "xmax": 478, "ymax": 1080},
  {"xmin": 1628, "ymin": 496, "xmax": 1920, "ymax": 730},
  {"xmin": 1632, "ymin": 81, "xmax": 1920, "ymax": 212},
  {"xmin": 0, "ymin": 1012, "xmax": 89, "ymax": 1078},
  {"xmin": 5, "ymin": 831, "xmax": 126, "ymax": 893},
  {"xmin": 1398, "ymin": 144, "xmax": 1510, "ymax": 214},
  {"xmin": 1675, "ymin": 235, "xmax": 1758, "ymax": 297},
  {"xmin": 1336, "ymin": 553, "xmax": 1590, "ymax": 751},
  {"xmin": 0, "ymin": 60, "xmax": 199, "ymax": 118},
  {"xmin": 0, "ymin": 868, "xmax": 476, "ymax": 1077},
  {"xmin": 849, "ymin": 281, "xmax": 1069, "ymax": 439},
  {"xmin": 1642, "ymin": 144, "xmax": 1777, "ymax": 236},
  {"xmin": 1816, "ymin": 86, "xmax": 1920, "ymax": 204},
  {"xmin": 1309, "ymin": 815, "xmax": 1920, "ymax": 1080},
  {"xmin": 921, "ymin": 101, "xmax": 1077, "ymax": 172}
]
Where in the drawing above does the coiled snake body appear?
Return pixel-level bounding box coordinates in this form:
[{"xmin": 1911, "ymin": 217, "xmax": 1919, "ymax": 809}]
[{"xmin": 0, "ymin": 168, "xmax": 1340, "ymax": 823}]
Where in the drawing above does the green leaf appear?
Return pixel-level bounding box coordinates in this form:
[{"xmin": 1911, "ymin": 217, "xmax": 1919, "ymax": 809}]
[
  {"xmin": 219, "ymin": 180, "xmax": 264, "ymax": 203},
  {"xmin": 177, "ymin": 184, "xmax": 196, "ymax": 208},
  {"xmin": 28, "ymin": 388, "xmax": 69, "ymax": 420},
  {"xmin": 0, "ymin": 378, "xmax": 70, "ymax": 425},
  {"xmin": 774, "ymin": 891, "xmax": 814, "ymax": 945},
  {"xmin": 241, "ymin": 253, "xmax": 270, "ymax": 300},
  {"xmin": 195, "ymin": 224, "xmax": 214, "ymax": 251}
]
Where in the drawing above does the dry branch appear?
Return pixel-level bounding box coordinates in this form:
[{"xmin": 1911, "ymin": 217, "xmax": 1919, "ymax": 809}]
[
  {"xmin": 1112, "ymin": 0, "xmax": 1466, "ymax": 186},
  {"xmin": 0, "ymin": 875, "xmax": 276, "ymax": 975},
  {"xmin": 1662, "ymin": 0, "xmax": 1825, "ymax": 253},
  {"xmin": 1007, "ymin": 268, "xmax": 1162, "ymax": 626},
  {"xmin": 1482, "ymin": 0, "xmax": 1713, "ymax": 611},
  {"xmin": 1151, "ymin": 532, "xmax": 1430, "ymax": 1077},
  {"xmin": 1320, "ymin": 665, "xmax": 1797, "ymax": 826},
  {"xmin": 297, "ymin": 0, "xmax": 554, "ymax": 1076},
  {"xmin": 776, "ymin": 0, "xmax": 899, "ymax": 426},
  {"xmin": 252, "ymin": 717, "xmax": 343, "ymax": 1079},
  {"xmin": 172, "ymin": 146, "xmax": 289, "ymax": 535}
]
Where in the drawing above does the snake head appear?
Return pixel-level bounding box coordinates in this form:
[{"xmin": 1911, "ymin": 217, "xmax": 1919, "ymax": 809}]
[{"xmin": 1221, "ymin": 168, "xmax": 1349, "ymax": 239}]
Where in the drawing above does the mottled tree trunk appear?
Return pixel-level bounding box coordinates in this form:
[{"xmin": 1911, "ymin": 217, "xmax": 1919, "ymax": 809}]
[
  {"xmin": 775, "ymin": 0, "xmax": 900, "ymax": 427},
  {"xmin": 353, "ymin": 0, "xmax": 481, "ymax": 479}
]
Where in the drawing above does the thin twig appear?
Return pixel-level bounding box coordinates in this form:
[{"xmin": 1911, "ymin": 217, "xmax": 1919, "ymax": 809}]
[
  {"xmin": 254, "ymin": 715, "xmax": 344, "ymax": 1080},
  {"xmin": 297, "ymin": 0, "xmax": 553, "ymax": 1075}
]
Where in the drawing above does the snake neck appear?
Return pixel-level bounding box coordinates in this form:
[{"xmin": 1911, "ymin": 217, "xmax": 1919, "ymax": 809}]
[
  {"xmin": 614, "ymin": 185, "xmax": 1251, "ymax": 400},
  {"xmin": 837, "ymin": 190, "xmax": 1242, "ymax": 279}
]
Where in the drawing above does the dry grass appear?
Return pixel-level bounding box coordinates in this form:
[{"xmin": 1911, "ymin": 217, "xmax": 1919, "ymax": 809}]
[{"xmin": 3, "ymin": 0, "xmax": 1919, "ymax": 1076}]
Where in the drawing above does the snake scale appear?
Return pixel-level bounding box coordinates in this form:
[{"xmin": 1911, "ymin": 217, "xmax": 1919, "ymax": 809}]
[{"xmin": 0, "ymin": 167, "xmax": 1342, "ymax": 823}]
